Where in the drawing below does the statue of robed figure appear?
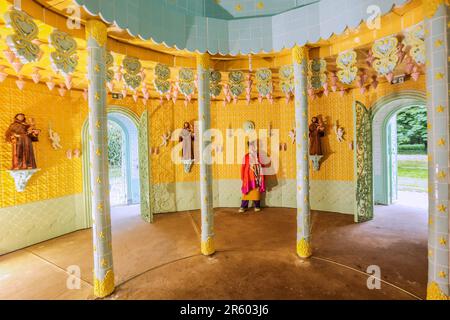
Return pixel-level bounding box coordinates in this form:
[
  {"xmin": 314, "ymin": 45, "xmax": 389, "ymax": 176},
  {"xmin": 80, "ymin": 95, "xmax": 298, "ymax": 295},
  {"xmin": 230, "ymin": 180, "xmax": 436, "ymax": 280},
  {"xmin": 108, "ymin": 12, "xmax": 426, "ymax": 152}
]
[
  {"xmin": 5, "ymin": 113, "xmax": 40, "ymax": 170},
  {"xmin": 179, "ymin": 121, "xmax": 195, "ymax": 173},
  {"xmin": 309, "ymin": 116, "xmax": 325, "ymax": 171}
]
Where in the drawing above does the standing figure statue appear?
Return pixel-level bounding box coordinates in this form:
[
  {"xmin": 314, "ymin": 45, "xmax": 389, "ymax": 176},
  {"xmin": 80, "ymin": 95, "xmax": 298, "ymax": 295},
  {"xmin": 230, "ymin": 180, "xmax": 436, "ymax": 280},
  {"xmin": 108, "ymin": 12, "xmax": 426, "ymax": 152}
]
[
  {"xmin": 309, "ymin": 116, "xmax": 325, "ymax": 171},
  {"xmin": 179, "ymin": 122, "xmax": 195, "ymax": 173},
  {"xmin": 5, "ymin": 114, "xmax": 40, "ymax": 170},
  {"xmin": 239, "ymin": 140, "xmax": 266, "ymax": 213}
]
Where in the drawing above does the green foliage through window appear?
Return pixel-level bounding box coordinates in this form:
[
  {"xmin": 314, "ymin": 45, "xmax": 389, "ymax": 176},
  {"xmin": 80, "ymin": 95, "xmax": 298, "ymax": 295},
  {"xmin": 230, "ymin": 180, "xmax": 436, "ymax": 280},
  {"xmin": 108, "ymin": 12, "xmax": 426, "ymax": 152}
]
[
  {"xmin": 397, "ymin": 106, "xmax": 427, "ymax": 151},
  {"xmin": 108, "ymin": 121, "xmax": 123, "ymax": 169}
]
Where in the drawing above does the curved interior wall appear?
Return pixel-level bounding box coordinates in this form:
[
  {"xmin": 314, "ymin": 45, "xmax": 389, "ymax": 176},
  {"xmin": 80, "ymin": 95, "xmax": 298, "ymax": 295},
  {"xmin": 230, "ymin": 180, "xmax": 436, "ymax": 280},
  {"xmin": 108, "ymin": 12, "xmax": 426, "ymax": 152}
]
[{"xmin": 0, "ymin": 75, "xmax": 426, "ymax": 255}]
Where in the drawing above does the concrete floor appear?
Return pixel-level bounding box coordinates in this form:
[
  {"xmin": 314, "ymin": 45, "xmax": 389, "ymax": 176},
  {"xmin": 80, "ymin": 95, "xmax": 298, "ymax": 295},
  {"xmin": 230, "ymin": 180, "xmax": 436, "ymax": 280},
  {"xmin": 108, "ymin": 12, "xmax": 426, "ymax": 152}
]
[{"xmin": 0, "ymin": 203, "xmax": 427, "ymax": 300}]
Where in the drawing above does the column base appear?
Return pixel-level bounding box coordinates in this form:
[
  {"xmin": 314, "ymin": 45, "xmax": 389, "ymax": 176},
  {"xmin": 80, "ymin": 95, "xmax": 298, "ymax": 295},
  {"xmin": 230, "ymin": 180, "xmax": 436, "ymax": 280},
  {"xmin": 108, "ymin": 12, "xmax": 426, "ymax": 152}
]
[
  {"xmin": 201, "ymin": 237, "xmax": 216, "ymax": 256},
  {"xmin": 94, "ymin": 269, "xmax": 115, "ymax": 298},
  {"xmin": 296, "ymin": 238, "xmax": 312, "ymax": 259},
  {"xmin": 426, "ymin": 282, "xmax": 449, "ymax": 300}
]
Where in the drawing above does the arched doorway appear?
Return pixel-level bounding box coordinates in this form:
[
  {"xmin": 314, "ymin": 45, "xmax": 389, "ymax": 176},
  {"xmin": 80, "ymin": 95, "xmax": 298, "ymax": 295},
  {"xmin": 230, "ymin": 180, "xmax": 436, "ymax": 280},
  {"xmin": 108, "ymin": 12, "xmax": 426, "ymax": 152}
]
[
  {"xmin": 82, "ymin": 106, "xmax": 146, "ymax": 227},
  {"xmin": 107, "ymin": 113, "xmax": 140, "ymax": 207},
  {"xmin": 372, "ymin": 92, "xmax": 427, "ymax": 208}
]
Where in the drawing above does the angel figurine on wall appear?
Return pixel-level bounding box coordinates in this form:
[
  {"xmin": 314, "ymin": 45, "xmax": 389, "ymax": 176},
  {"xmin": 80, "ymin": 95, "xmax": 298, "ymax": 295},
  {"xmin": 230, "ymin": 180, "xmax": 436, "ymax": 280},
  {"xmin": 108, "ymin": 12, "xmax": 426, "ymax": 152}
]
[
  {"xmin": 49, "ymin": 127, "xmax": 62, "ymax": 150},
  {"xmin": 333, "ymin": 121, "xmax": 345, "ymax": 143},
  {"xmin": 160, "ymin": 131, "xmax": 172, "ymax": 148}
]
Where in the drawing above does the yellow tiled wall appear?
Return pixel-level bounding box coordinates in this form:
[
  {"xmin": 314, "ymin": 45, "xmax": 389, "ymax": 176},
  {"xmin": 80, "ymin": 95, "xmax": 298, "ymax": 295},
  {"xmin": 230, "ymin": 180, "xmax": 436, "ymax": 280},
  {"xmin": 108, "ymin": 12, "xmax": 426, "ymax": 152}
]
[
  {"xmin": 0, "ymin": 76, "xmax": 426, "ymax": 209},
  {"xmin": 0, "ymin": 78, "xmax": 85, "ymax": 207}
]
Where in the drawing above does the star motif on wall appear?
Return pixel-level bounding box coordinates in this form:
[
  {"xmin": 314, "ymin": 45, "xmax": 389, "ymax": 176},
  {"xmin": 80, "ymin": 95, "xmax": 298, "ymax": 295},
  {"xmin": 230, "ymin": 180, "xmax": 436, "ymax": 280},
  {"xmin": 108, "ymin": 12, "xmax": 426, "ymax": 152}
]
[
  {"xmin": 235, "ymin": 4, "xmax": 242, "ymax": 11},
  {"xmin": 439, "ymin": 237, "xmax": 446, "ymax": 245},
  {"xmin": 95, "ymin": 64, "xmax": 100, "ymax": 72},
  {"xmin": 437, "ymin": 204, "xmax": 447, "ymax": 213},
  {"xmin": 436, "ymin": 105, "xmax": 445, "ymax": 113},
  {"xmin": 97, "ymin": 203, "xmax": 104, "ymax": 212},
  {"xmin": 435, "ymin": 72, "xmax": 444, "ymax": 80},
  {"xmin": 99, "ymin": 231, "xmax": 105, "ymax": 239},
  {"xmin": 100, "ymin": 258, "xmax": 107, "ymax": 267},
  {"xmin": 95, "ymin": 92, "xmax": 100, "ymax": 101},
  {"xmin": 438, "ymin": 271, "xmax": 447, "ymax": 278},
  {"xmin": 428, "ymin": 249, "xmax": 433, "ymax": 257},
  {"xmin": 95, "ymin": 121, "xmax": 101, "ymax": 128},
  {"xmin": 435, "ymin": 39, "xmax": 443, "ymax": 47},
  {"xmin": 437, "ymin": 138, "xmax": 446, "ymax": 146},
  {"xmin": 96, "ymin": 177, "xmax": 102, "ymax": 184},
  {"xmin": 429, "ymin": 217, "xmax": 433, "ymax": 225},
  {"xmin": 96, "ymin": 148, "xmax": 101, "ymax": 156},
  {"xmin": 437, "ymin": 171, "xmax": 447, "ymax": 180}
]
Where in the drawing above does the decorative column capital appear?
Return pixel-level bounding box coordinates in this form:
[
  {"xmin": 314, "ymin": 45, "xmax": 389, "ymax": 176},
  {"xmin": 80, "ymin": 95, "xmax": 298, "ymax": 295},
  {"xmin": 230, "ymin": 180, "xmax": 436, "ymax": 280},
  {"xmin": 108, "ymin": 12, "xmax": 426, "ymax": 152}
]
[
  {"xmin": 85, "ymin": 20, "xmax": 108, "ymax": 47},
  {"xmin": 292, "ymin": 46, "xmax": 308, "ymax": 65},
  {"xmin": 196, "ymin": 52, "xmax": 210, "ymax": 70},
  {"xmin": 424, "ymin": 0, "xmax": 449, "ymax": 19}
]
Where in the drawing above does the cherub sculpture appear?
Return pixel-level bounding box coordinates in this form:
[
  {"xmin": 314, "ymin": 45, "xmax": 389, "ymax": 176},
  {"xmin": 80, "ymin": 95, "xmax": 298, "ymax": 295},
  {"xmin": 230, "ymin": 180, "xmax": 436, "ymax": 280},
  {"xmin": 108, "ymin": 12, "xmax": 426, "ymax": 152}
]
[
  {"xmin": 49, "ymin": 128, "xmax": 62, "ymax": 150},
  {"xmin": 160, "ymin": 131, "xmax": 171, "ymax": 148},
  {"xmin": 333, "ymin": 121, "xmax": 345, "ymax": 143}
]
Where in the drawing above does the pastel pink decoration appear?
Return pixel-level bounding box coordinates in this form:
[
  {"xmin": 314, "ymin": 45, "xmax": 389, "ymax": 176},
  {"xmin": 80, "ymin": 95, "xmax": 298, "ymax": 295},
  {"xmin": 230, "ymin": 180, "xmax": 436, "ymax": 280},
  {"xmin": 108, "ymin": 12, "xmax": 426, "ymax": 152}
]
[
  {"xmin": 233, "ymin": 96, "xmax": 238, "ymax": 104},
  {"xmin": 121, "ymin": 89, "xmax": 127, "ymax": 98},
  {"xmin": 411, "ymin": 67, "xmax": 420, "ymax": 81},
  {"xmin": 307, "ymin": 87, "xmax": 314, "ymax": 97},
  {"xmin": 323, "ymin": 88, "xmax": 329, "ymax": 97},
  {"xmin": 15, "ymin": 76, "xmax": 25, "ymax": 90},
  {"xmin": 285, "ymin": 93, "xmax": 291, "ymax": 104},
  {"xmin": 258, "ymin": 95, "xmax": 263, "ymax": 103},
  {"xmin": 339, "ymin": 87, "xmax": 345, "ymax": 97},
  {"xmin": 46, "ymin": 78, "xmax": 55, "ymax": 91},
  {"xmin": 330, "ymin": 72, "xmax": 338, "ymax": 92},
  {"xmin": 73, "ymin": 149, "xmax": 81, "ymax": 158},
  {"xmin": 143, "ymin": 97, "xmax": 148, "ymax": 106},
  {"xmin": 66, "ymin": 150, "xmax": 73, "ymax": 160},
  {"xmin": 143, "ymin": 91, "xmax": 150, "ymax": 100},
  {"xmin": 385, "ymin": 72, "xmax": 394, "ymax": 83},
  {"xmin": 115, "ymin": 72, "xmax": 122, "ymax": 82},
  {"xmin": 371, "ymin": 76, "xmax": 379, "ymax": 90},
  {"xmin": 140, "ymin": 70, "xmax": 146, "ymax": 81},
  {"xmin": 3, "ymin": 50, "xmax": 15, "ymax": 64},
  {"xmin": 83, "ymin": 89, "xmax": 88, "ymax": 101},
  {"xmin": 11, "ymin": 60, "xmax": 23, "ymax": 73},
  {"xmin": 165, "ymin": 93, "xmax": 171, "ymax": 101},
  {"xmin": 405, "ymin": 59, "xmax": 414, "ymax": 74},
  {"xmin": 133, "ymin": 93, "xmax": 139, "ymax": 103},
  {"xmin": 360, "ymin": 86, "xmax": 366, "ymax": 95},
  {"xmin": 268, "ymin": 95, "xmax": 274, "ymax": 105},
  {"xmin": 365, "ymin": 50, "xmax": 375, "ymax": 67},
  {"xmin": 172, "ymin": 86, "xmax": 178, "ymax": 104},
  {"xmin": 31, "ymin": 39, "xmax": 42, "ymax": 46},
  {"xmin": 65, "ymin": 79, "xmax": 72, "ymax": 90},
  {"xmin": 0, "ymin": 72, "xmax": 7, "ymax": 83},
  {"xmin": 397, "ymin": 43, "xmax": 406, "ymax": 63},
  {"xmin": 107, "ymin": 82, "xmax": 114, "ymax": 92},
  {"xmin": 31, "ymin": 68, "xmax": 41, "ymax": 84},
  {"xmin": 58, "ymin": 84, "xmax": 66, "ymax": 97}
]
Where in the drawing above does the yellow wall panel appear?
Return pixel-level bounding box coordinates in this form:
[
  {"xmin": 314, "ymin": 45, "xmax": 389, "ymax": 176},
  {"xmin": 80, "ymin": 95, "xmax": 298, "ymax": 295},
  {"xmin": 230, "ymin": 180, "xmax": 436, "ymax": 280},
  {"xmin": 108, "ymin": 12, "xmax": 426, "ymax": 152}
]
[{"xmin": 0, "ymin": 78, "xmax": 85, "ymax": 208}]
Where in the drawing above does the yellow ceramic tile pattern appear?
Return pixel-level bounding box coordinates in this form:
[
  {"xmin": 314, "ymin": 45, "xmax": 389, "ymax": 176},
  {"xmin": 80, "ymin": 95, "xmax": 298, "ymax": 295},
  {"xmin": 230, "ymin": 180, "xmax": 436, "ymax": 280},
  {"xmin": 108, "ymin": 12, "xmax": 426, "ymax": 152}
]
[
  {"xmin": 0, "ymin": 75, "xmax": 426, "ymax": 207},
  {"xmin": 0, "ymin": 78, "xmax": 85, "ymax": 208}
]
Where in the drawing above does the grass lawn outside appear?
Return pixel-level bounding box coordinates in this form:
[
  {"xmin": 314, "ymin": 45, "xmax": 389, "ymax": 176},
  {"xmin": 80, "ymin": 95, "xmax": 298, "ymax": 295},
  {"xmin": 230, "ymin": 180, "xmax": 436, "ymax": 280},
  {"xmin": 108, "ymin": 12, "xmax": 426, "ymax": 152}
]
[{"xmin": 397, "ymin": 155, "xmax": 428, "ymax": 193}]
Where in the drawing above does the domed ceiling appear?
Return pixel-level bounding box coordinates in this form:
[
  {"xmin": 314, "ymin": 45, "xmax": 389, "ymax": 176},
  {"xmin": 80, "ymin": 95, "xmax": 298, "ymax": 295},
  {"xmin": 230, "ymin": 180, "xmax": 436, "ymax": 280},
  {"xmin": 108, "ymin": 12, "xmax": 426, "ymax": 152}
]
[{"xmin": 74, "ymin": 0, "xmax": 410, "ymax": 55}]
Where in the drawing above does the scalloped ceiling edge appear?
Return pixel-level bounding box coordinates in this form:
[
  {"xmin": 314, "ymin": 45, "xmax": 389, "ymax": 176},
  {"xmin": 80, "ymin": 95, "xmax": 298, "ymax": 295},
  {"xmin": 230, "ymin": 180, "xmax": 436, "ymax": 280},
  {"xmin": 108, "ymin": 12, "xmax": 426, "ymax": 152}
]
[{"xmin": 74, "ymin": 0, "xmax": 410, "ymax": 56}]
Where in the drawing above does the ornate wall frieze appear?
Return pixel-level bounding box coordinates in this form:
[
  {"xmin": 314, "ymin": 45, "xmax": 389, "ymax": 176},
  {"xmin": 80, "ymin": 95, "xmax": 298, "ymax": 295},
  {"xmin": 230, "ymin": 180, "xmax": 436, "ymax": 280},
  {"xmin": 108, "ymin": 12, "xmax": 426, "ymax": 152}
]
[
  {"xmin": 4, "ymin": 8, "xmax": 42, "ymax": 64},
  {"xmin": 122, "ymin": 56, "xmax": 142, "ymax": 90},
  {"xmin": 49, "ymin": 30, "xmax": 78, "ymax": 77},
  {"xmin": 372, "ymin": 37, "xmax": 399, "ymax": 78},
  {"xmin": 336, "ymin": 50, "xmax": 358, "ymax": 85}
]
